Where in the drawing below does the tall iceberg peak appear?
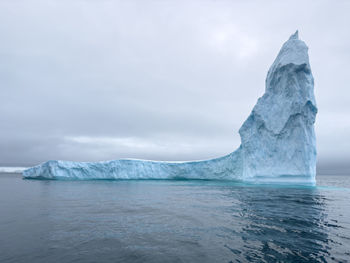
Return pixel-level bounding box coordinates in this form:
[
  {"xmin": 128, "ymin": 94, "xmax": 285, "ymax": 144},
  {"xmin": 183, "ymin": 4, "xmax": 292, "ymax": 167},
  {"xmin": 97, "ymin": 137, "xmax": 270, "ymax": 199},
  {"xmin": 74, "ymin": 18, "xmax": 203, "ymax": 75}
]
[
  {"xmin": 289, "ymin": 30, "xmax": 299, "ymax": 40},
  {"xmin": 239, "ymin": 31, "xmax": 317, "ymax": 182},
  {"xmin": 23, "ymin": 31, "xmax": 317, "ymax": 184}
]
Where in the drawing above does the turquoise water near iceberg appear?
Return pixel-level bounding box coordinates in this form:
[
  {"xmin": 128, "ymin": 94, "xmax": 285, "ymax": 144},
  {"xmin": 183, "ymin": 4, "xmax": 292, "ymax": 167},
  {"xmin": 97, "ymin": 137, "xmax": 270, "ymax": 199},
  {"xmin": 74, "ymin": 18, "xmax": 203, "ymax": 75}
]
[{"xmin": 0, "ymin": 173, "xmax": 349, "ymax": 262}]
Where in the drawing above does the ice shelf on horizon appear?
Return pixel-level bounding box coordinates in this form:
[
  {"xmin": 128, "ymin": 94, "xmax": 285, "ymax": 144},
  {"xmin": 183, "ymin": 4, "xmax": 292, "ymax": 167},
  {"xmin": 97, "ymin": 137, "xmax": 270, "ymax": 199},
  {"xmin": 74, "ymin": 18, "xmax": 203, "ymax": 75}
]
[{"xmin": 23, "ymin": 31, "xmax": 317, "ymax": 184}]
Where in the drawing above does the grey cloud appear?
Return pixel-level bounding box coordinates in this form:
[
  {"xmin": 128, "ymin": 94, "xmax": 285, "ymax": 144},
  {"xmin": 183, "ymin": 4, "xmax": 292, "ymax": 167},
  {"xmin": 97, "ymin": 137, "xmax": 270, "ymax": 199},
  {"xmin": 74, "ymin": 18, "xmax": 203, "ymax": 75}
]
[{"xmin": 0, "ymin": 0, "xmax": 349, "ymax": 170}]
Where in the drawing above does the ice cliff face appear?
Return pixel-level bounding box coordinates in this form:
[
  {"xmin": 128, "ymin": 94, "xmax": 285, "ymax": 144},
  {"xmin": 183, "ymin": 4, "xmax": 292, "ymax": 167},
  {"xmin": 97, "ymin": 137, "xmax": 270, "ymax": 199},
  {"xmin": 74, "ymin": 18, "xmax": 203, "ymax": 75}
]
[
  {"xmin": 23, "ymin": 31, "xmax": 317, "ymax": 184},
  {"xmin": 239, "ymin": 31, "xmax": 317, "ymax": 183}
]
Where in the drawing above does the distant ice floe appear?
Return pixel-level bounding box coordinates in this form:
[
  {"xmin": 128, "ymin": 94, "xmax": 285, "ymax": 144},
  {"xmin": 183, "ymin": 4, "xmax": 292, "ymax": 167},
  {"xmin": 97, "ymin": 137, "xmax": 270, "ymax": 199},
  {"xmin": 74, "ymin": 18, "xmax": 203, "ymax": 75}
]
[{"xmin": 0, "ymin": 167, "xmax": 27, "ymax": 173}]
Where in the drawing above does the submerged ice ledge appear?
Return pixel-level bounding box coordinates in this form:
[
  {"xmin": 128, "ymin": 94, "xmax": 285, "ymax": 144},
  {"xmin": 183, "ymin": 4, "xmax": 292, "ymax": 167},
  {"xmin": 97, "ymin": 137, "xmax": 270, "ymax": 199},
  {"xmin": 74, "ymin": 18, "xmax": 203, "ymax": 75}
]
[{"xmin": 23, "ymin": 31, "xmax": 317, "ymax": 184}]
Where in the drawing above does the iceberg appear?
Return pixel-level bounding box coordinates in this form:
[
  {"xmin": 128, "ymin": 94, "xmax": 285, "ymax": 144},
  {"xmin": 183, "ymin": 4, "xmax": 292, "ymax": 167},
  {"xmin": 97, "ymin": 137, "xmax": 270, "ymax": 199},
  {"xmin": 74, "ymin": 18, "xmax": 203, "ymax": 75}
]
[{"xmin": 23, "ymin": 31, "xmax": 317, "ymax": 184}]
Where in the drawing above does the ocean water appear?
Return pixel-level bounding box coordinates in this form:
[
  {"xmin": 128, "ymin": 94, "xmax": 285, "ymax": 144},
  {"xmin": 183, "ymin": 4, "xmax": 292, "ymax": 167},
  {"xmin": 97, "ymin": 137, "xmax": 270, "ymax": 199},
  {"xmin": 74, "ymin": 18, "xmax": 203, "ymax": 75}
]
[{"xmin": 0, "ymin": 173, "xmax": 349, "ymax": 263}]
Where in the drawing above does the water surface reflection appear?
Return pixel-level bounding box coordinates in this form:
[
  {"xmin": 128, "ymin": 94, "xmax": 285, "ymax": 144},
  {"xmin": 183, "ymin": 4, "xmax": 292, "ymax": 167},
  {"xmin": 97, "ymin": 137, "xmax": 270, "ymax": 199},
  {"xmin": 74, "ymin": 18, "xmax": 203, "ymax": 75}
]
[
  {"xmin": 223, "ymin": 185, "xmax": 333, "ymax": 262},
  {"xmin": 0, "ymin": 175, "xmax": 349, "ymax": 263}
]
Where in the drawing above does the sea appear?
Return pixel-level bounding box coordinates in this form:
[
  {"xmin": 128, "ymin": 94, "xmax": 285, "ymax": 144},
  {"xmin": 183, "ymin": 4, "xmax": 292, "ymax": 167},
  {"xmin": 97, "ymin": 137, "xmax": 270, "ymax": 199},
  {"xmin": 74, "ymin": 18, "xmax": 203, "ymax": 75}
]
[{"xmin": 0, "ymin": 172, "xmax": 349, "ymax": 263}]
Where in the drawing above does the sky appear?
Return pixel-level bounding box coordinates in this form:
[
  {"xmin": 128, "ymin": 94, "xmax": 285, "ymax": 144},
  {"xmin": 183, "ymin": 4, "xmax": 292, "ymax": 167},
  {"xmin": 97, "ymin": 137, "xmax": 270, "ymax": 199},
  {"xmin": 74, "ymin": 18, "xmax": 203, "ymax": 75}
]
[{"xmin": 0, "ymin": 0, "xmax": 349, "ymax": 171}]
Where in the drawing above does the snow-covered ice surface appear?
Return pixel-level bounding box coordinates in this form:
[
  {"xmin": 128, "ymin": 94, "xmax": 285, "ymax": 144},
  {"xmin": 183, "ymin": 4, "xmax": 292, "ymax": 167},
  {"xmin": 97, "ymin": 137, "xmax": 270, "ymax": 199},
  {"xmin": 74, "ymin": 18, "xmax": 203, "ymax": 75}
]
[{"xmin": 23, "ymin": 31, "xmax": 317, "ymax": 184}]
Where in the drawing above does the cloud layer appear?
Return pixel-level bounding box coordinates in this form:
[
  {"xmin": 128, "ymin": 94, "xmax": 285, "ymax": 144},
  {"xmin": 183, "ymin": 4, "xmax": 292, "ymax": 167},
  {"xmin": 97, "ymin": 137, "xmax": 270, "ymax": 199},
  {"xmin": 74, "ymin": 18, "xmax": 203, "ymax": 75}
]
[{"xmin": 1, "ymin": 0, "xmax": 349, "ymax": 167}]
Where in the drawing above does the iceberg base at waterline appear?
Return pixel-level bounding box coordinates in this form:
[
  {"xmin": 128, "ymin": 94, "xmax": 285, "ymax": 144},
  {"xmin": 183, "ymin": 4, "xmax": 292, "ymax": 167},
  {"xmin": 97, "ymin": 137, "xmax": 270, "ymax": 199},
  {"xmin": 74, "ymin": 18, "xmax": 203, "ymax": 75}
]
[{"xmin": 23, "ymin": 31, "xmax": 318, "ymax": 185}]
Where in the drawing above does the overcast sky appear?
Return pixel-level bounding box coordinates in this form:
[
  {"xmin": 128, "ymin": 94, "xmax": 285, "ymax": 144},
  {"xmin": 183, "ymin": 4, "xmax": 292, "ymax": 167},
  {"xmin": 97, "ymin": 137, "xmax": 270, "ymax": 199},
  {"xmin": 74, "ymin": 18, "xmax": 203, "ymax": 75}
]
[{"xmin": 0, "ymin": 0, "xmax": 349, "ymax": 168}]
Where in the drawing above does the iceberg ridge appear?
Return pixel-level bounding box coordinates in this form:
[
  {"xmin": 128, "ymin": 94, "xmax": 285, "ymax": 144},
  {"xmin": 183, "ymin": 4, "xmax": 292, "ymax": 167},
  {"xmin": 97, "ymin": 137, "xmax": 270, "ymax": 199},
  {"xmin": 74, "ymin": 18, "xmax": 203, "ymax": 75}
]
[{"xmin": 23, "ymin": 31, "xmax": 317, "ymax": 184}]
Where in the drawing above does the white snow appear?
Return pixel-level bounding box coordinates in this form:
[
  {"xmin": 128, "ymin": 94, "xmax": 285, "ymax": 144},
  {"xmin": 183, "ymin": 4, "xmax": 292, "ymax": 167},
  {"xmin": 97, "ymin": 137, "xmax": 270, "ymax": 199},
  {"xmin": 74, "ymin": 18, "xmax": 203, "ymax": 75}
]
[{"xmin": 0, "ymin": 167, "xmax": 27, "ymax": 173}]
